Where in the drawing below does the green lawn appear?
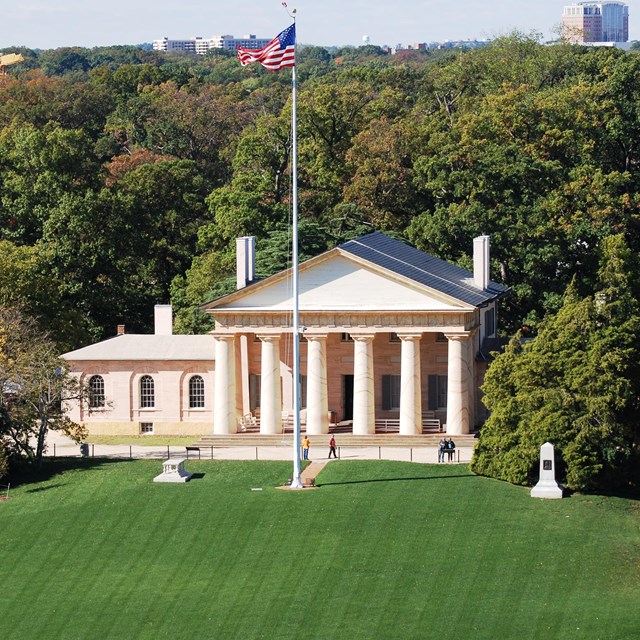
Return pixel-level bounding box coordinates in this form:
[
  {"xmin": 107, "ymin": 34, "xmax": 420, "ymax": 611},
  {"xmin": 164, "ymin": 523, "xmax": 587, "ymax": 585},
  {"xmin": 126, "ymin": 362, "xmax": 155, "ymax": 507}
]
[
  {"xmin": 86, "ymin": 435, "xmax": 198, "ymax": 446},
  {"xmin": 0, "ymin": 460, "xmax": 638, "ymax": 640}
]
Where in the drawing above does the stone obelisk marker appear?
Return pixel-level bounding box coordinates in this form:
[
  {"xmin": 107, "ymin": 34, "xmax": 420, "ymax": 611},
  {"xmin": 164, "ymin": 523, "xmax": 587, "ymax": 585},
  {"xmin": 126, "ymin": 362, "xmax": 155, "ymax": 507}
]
[{"xmin": 531, "ymin": 442, "xmax": 563, "ymax": 499}]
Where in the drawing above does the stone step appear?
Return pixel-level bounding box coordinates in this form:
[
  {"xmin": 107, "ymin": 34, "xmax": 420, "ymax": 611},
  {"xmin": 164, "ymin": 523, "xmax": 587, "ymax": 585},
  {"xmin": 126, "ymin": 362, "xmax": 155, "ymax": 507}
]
[{"xmin": 191, "ymin": 434, "xmax": 477, "ymax": 449}]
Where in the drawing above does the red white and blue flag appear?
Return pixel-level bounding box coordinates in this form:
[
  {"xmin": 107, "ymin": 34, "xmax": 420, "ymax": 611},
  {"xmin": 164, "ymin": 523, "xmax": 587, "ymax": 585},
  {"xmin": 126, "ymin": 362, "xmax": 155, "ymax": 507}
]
[{"xmin": 237, "ymin": 23, "xmax": 295, "ymax": 71}]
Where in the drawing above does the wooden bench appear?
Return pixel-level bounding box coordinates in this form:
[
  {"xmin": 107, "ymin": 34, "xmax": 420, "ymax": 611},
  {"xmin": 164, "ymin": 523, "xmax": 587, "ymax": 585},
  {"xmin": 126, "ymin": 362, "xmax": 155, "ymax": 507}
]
[
  {"xmin": 375, "ymin": 417, "xmax": 442, "ymax": 433},
  {"xmin": 422, "ymin": 418, "xmax": 442, "ymax": 433},
  {"xmin": 375, "ymin": 419, "xmax": 400, "ymax": 433}
]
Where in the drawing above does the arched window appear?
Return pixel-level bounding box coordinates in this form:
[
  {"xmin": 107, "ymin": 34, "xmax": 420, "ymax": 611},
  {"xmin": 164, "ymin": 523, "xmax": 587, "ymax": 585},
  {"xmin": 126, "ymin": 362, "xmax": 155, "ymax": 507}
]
[
  {"xmin": 140, "ymin": 375, "xmax": 155, "ymax": 408},
  {"xmin": 189, "ymin": 375, "xmax": 205, "ymax": 408},
  {"xmin": 88, "ymin": 375, "xmax": 105, "ymax": 408}
]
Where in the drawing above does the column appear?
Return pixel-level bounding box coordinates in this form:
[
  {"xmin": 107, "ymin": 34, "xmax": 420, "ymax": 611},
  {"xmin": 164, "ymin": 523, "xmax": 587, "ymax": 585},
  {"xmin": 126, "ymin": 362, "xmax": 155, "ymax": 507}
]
[
  {"xmin": 258, "ymin": 335, "xmax": 282, "ymax": 434},
  {"xmin": 399, "ymin": 333, "xmax": 422, "ymax": 435},
  {"xmin": 352, "ymin": 334, "xmax": 375, "ymax": 435},
  {"xmin": 306, "ymin": 334, "xmax": 329, "ymax": 435},
  {"xmin": 213, "ymin": 335, "xmax": 237, "ymax": 434},
  {"xmin": 445, "ymin": 333, "xmax": 470, "ymax": 435},
  {"xmin": 466, "ymin": 330, "xmax": 477, "ymax": 431}
]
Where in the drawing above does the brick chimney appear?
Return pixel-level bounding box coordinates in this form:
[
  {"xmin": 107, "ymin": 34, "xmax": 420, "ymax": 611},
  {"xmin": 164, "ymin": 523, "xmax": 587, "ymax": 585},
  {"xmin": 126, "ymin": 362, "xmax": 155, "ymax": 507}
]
[{"xmin": 117, "ymin": 324, "xmax": 126, "ymax": 335}]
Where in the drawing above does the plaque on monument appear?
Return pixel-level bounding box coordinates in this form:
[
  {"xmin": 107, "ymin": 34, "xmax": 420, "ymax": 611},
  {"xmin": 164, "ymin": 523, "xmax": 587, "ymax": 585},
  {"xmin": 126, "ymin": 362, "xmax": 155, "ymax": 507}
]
[{"xmin": 531, "ymin": 442, "xmax": 563, "ymax": 499}]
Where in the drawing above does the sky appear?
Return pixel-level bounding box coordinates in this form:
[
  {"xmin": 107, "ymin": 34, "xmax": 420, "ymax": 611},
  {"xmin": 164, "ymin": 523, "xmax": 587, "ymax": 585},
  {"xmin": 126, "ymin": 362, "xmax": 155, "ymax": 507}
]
[{"xmin": 1, "ymin": 1, "xmax": 638, "ymax": 50}]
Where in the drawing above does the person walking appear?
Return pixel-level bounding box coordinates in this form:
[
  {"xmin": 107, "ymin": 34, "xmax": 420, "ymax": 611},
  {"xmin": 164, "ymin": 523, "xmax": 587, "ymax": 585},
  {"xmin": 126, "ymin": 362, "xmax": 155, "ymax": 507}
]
[
  {"xmin": 302, "ymin": 436, "xmax": 311, "ymax": 460},
  {"xmin": 328, "ymin": 435, "xmax": 337, "ymax": 459},
  {"xmin": 438, "ymin": 436, "xmax": 447, "ymax": 463}
]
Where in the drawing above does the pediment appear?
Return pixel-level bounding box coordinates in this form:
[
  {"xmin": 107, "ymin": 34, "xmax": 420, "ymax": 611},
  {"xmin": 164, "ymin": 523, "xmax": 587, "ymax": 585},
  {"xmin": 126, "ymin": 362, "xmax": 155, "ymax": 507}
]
[{"xmin": 211, "ymin": 254, "xmax": 473, "ymax": 312}]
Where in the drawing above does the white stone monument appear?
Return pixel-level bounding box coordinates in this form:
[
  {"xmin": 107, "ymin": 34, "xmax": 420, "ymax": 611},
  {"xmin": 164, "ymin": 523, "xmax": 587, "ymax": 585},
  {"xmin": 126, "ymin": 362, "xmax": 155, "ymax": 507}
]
[
  {"xmin": 153, "ymin": 458, "xmax": 193, "ymax": 483},
  {"xmin": 531, "ymin": 442, "xmax": 563, "ymax": 499}
]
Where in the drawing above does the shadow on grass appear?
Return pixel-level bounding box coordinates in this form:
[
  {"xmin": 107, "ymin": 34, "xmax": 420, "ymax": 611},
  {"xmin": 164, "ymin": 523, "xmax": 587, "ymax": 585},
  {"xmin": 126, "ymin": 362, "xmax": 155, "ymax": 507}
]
[
  {"xmin": 316, "ymin": 473, "xmax": 475, "ymax": 487},
  {"xmin": 25, "ymin": 483, "xmax": 66, "ymax": 493},
  {"xmin": 189, "ymin": 472, "xmax": 206, "ymax": 481},
  {"xmin": 7, "ymin": 456, "xmax": 138, "ymax": 489}
]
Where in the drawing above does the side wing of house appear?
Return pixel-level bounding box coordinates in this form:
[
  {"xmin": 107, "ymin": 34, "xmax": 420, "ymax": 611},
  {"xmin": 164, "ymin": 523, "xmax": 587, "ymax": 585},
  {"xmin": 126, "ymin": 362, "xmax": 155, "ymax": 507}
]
[{"xmin": 62, "ymin": 334, "xmax": 215, "ymax": 437}]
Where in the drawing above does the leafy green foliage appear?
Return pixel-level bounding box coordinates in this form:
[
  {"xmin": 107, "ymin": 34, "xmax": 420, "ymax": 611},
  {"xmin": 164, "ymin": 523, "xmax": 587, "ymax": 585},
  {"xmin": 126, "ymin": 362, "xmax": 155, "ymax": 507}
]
[
  {"xmin": 472, "ymin": 236, "xmax": 640, "ymax": 492},
  {"xmin": 0, "ymin": 306, "xmax": 87, "ymax": 474},
  {"xmin": 2, "ymin": 38, "xmax": 640, "ymax": 346}
]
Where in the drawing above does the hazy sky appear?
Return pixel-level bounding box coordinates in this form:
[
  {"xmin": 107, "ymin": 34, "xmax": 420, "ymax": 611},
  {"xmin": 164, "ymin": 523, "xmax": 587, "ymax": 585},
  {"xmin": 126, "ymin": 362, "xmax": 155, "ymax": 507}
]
[{"xmin": 1, "ymin": 1, "xmax": 637, "ymax": 50}]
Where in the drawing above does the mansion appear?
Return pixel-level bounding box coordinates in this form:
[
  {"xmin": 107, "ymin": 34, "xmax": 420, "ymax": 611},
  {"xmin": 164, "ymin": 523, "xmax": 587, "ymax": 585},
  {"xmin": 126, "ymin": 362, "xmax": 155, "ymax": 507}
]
[{"xmin": 62, "ymin": 232, "xmax": 508, "ymax": 437}]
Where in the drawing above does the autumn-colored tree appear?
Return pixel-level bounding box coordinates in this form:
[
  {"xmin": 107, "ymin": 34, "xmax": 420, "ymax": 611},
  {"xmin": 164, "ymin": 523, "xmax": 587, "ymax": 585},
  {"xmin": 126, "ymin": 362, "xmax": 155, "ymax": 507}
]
[{"xmin": 0, "ymin": 306, "xmax": 87, "ymax": 471}]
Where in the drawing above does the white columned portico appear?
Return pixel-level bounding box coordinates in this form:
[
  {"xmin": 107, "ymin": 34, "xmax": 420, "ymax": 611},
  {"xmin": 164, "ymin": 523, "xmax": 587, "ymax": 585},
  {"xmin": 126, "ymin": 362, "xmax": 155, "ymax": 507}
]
[
  {"xmin": 258, "ymin": 334, "xmax": 282, "ymax": 434},
  {"xmin": 445, "ymin": 332, "xmax": 471, "ymax": 435},
  {"xmin": 213, "ymin": 335, "xmax": 237, "ymax": 434},
  {"xmin": 352, "ymin": 334, "xmax": 375, "ymax": 435},
  {"xmin": 399, "ymin": 333, "xmax": 422, "ymax": 435},
  {"xmin": 306, "ymin": 334, "xmax": 329, "ymax": 435}
]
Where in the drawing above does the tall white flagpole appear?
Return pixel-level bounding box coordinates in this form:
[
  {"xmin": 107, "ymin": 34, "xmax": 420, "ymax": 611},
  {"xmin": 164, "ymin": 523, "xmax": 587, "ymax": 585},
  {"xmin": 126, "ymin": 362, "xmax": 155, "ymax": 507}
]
[{"xmin": 289, "ymin": 11, "xmax": 303, "ymax": 489}]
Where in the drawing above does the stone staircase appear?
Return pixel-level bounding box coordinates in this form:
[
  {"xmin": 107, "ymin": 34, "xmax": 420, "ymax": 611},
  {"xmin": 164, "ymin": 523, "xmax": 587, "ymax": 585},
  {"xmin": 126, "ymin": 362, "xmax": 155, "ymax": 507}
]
[{"xmin": 191, "ymin": 433, "xmax": 478, "ymax": 449}]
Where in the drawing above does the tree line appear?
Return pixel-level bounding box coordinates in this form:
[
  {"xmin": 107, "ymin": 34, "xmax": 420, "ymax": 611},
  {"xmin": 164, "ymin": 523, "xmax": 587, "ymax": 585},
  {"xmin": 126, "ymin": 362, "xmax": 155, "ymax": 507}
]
[{"xmin": 1, "ymin": 37, "xmax": 639, "ymax": 490}]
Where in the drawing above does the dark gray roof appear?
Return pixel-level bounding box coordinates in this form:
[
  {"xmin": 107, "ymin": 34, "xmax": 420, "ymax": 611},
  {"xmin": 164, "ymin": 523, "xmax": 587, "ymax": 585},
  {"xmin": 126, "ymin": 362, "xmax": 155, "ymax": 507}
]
[{"xmin": 339, "ymin": 232, "xmax": 509, "ymax": 306}]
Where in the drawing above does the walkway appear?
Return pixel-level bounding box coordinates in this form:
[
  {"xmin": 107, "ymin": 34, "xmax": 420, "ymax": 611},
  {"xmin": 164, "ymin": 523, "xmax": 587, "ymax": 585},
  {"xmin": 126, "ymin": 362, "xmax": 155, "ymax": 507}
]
[
  {"xmin": 43, "ymin": 431, "xmax": 474, "ymax": 465},
  {"xmin": 300, "ymin": 460, "xmax": 328, "ymax": 486}
]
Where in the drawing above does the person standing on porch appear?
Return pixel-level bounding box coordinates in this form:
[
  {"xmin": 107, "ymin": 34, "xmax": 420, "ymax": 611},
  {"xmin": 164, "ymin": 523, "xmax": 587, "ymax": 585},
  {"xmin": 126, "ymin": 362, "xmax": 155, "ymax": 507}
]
[
  {"xmin": 328, "ymin": 435, "xmax": 337, "ymax": 459},
  {"xmin": 302, "ymin": 436, "xmax": 311, "ymax": 460}
]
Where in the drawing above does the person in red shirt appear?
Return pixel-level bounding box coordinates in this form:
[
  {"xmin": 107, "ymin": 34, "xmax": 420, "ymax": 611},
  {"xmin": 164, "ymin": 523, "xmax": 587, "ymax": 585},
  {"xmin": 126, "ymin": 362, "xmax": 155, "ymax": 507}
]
[{"xmin": 328, "ymin": 436, "xmax": 337, "ymax": 459}]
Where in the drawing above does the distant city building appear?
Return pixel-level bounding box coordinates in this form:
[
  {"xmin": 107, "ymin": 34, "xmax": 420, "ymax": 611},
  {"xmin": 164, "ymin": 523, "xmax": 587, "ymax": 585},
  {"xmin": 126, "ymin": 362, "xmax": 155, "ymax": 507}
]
[
  {"xmin": 152, "ymin": 34, "xmax": 270, "ymax": 55},
  {"xmin": 384, "ymin": 39, "xmax": 490, "ymax": 54},
  {"xmin": 562, "ymin": 1, "xmax": 629, "ymax": 43}
]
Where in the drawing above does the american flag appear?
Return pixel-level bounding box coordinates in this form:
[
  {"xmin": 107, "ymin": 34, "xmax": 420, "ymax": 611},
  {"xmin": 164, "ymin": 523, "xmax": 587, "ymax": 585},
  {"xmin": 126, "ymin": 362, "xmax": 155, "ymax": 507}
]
[{"xmin": 237, "ymin": 23, "xmax": 296, "ymax": 71}]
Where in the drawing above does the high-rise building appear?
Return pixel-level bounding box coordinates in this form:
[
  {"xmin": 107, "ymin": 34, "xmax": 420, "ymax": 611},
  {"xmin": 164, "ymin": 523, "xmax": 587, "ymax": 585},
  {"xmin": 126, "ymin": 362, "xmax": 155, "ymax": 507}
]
[
  {"xmin": 562, "ymin": 1, "xmax": 629, "ymax": 43},
  {"xmin": 153, "ymin": 34, "xmax": 270, "ymax": 55}
]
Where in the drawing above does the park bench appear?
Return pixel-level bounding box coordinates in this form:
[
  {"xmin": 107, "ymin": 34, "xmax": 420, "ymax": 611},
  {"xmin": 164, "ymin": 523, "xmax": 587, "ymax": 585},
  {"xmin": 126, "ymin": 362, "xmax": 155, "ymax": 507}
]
[{"xmin": 185, "ymin": 446, "xmax": 201, "ymax": 459}]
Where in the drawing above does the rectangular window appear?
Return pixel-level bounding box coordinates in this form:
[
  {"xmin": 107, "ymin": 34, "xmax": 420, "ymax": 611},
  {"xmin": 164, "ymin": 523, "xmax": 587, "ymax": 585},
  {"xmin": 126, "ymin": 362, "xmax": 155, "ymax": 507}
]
[
  {"xmin": 341, "ymin": 333, "xmax": 353, "ymax": 342},
  {"xmin": 436, "ymin": 332, "xmax": 447, "ymax": 343},
  {"xmin": 389, "ymin": 332, "xmax": 401, "ymax": 343},
  {"xmin": 140, "ymin": 422, "xmax": 154, "ymax": 434},
  {"xmin": 485, "ymin": 307, "xmax": 496, "ymax": 338},
  {"xmin": 381, "ymin": 374, "xmax": 401, "ymax": 410},
  {"xmin": 428, "ymin": 375, "xmax": 448, "ymax": 410}
]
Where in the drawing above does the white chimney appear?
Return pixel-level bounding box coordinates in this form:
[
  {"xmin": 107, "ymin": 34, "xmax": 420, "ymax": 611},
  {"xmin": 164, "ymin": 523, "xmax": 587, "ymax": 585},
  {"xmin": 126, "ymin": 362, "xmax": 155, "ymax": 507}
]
[
  {"xmin": 236, "ymin": 236, "xmax": 256, "ymax": 289},
  {"xmin": 473, "ymin": 236, "xmax": 490, "ymax": 291},
  {"xmin": 154, "ymin": 304, "xmax": 173, "ymax": 335}
]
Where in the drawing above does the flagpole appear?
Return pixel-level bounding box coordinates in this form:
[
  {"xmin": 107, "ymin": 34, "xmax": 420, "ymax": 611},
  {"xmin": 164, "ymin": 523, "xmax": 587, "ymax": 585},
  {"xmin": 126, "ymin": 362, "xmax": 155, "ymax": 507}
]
[
  {"xmin": 290, "ymin": 14, "xmax": 303, "ymax": 489},
  {"xmin": 237, "ymin": 13, "xmax": 301, "ymax": 487}
]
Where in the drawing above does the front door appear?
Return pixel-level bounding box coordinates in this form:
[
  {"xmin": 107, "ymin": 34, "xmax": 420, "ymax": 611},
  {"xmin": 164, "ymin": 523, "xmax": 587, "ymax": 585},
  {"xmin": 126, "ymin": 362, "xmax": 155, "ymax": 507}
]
[{"xmin": 342, "ymin": 375, "xmax": 354, "ymax": 421}]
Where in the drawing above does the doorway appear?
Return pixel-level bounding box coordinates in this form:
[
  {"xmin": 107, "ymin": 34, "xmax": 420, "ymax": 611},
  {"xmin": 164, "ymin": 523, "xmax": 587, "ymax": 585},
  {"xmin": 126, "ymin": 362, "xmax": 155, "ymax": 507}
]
[{"xmin": 342, "ymin": 375, "xmax": 354, "ymax": 421}]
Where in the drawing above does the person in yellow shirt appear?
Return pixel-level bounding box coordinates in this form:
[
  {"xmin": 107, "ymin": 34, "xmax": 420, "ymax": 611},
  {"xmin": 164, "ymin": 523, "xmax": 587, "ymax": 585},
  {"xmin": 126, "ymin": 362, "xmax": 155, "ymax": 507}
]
[{"xmin": 302, "ymin": 436, "xmax": 310, "ymax": 460}]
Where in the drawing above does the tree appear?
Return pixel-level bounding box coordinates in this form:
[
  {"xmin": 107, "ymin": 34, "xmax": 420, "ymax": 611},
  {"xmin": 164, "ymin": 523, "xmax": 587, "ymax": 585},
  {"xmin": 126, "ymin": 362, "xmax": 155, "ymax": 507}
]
[
  {"xmin": 0, "ymin": 306, "xmax": 87, "ymax": 470},
  {"xmin": 472, "ymin": 235, "xmax": 640, "ymax": 493}
]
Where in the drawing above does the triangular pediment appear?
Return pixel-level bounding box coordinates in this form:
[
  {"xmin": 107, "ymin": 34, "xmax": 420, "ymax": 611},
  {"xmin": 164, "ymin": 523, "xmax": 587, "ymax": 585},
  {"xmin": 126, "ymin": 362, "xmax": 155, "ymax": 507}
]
[{"xmin": 209, "ymin": 253, "xmax": 474, "ymax": 312}]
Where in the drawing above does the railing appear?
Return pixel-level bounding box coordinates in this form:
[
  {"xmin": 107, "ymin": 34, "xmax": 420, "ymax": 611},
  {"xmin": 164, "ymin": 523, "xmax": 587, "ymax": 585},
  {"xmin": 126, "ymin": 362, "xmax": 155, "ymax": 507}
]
[{"xmin": 375, "ymin": 417, "xmax": 442, "ymax": 433}]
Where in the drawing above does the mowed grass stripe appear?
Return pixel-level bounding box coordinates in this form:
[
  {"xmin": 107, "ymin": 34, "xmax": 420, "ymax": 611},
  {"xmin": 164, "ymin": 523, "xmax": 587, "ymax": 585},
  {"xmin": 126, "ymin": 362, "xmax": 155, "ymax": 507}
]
[{"xmin": 0, "ymin": 459, "xmax": 638, "ymax": 639}]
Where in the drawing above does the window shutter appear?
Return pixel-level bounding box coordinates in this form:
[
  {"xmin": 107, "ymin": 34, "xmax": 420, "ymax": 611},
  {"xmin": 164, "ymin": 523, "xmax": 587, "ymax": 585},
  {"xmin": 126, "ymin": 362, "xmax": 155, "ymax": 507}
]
[
  {"xmin": 428, "ymin": 375, "xmax": 438, "ymax": 411},
  {"xmin": 382, "ymin": 375, "xmax": 392, "ymax": 410}
]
